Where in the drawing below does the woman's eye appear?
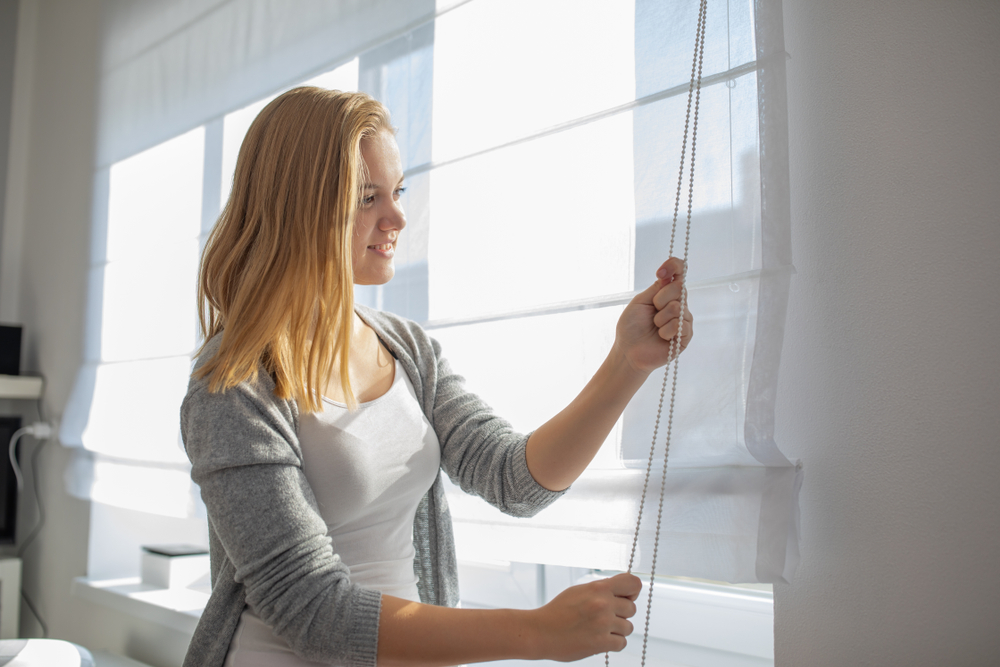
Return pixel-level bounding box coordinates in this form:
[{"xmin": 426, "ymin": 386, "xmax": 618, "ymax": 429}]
[
  {"xmin": 360, "ymin": 195, "xmax": 375, "ymax": 206},
  {"xmin": 394, "ymin": 186, "xmax": 407, "ymax": 198}
]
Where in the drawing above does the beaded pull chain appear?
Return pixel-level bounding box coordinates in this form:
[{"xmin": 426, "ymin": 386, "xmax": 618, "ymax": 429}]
[{"xmin": 605, "ymin": 2, "xmax": 707, "ymax": 666}]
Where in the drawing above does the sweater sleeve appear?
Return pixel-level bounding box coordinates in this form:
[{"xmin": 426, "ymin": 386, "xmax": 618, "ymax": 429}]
[
  {"xmin": 424, "ymin": 334, "xmax": 565, "ymax": 518},
  {"xmin": 182, "ymin": 376, "xmax": 381, "ymax": 667}
]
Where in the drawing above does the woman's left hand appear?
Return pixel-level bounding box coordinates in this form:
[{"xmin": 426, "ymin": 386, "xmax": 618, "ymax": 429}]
[
  {"xmin": 525, "ymin": 256, "xmax": 694, "ymax": 491},
  {"xmin": 615, "ymin": 257, "xmax": 694, "ymax": 375}
]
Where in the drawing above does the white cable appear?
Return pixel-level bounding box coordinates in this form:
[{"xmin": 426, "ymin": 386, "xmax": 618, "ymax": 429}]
[
  {"xmin": 9, "ymin": 427, "xmax": 29, "ymax": 492},
  {"xmin": 8, "ymin": 422, "xmax": 53, "ymax": 492}
]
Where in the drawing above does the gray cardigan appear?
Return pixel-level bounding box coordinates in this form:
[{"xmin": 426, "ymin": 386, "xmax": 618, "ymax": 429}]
[{"xmin": 181, "ymin": 306, "xmax": 563, "ymax": 667}]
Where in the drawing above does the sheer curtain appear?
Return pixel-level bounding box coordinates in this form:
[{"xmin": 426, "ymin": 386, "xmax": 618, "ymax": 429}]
[
  {"xmin": 422, "ymin": 0, "xmax": 799, "ymax": 583},
  {"xmin": 62, "ymin": 0, "xmax": 800, "ymax": 583}
]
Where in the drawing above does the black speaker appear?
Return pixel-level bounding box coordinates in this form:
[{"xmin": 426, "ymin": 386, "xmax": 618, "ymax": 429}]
[
  {"xmin": 0, "ymin": 416, "xmax": 21, "ymax": 544},
  {"xmin": 0, "ymin": 325, "xmax": 21, "ymax": 376}
]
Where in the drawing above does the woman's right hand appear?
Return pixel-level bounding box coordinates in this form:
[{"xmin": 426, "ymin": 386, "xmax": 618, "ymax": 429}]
[
  {"xmin": 377, "ymin": 573, "xmax": 642, "ymax": 667},
  {"xmin": 526, "ymin": 572, "xmax": 643, "ymax": 662}
]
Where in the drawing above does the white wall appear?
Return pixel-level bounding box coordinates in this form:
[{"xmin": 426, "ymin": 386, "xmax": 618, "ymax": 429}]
[
  {"xmin": 2, "ymin": 0, "xmax": 998, "ymax": 665},
  {"xmin": 774, "ymin": 0, "xmax": 1000, "ymax": 664},
  {"xmin": 1, "ymin": 1, "xmax": 191, "ymax": 665},
  {"xmin": 0, "ymin": 0, "xmax": 94, "ymax": 643}
]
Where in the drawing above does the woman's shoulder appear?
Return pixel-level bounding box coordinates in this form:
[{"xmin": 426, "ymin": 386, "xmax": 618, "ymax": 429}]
[
  {"xmin": 355, "ymin": 304, "xmax": 423, "ymax": 337},
  {"xmin": 182, "ymin": 335, "xmax": 300, "ymax": 468},
  {"xmin": 356, "ymin": 304, "xmax": 440, "ymax": 361}
]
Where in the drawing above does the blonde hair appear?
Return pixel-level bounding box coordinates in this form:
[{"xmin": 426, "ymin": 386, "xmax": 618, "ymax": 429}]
[{"xmin": 195, "ymin": 87, "xmax": 392, "ymax": 411}]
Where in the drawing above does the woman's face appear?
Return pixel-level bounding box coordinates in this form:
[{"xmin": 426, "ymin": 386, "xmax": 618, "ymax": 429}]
[{"xmin": 352, "ymin": 129, "xmax": 406, "ymax": 286}]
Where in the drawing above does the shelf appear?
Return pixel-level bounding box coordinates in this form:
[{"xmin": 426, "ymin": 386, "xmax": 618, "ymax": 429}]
[
  {"xmin": 72, "ymin": 576, "xmax": 207, "ymax": 636},
  {"xmin": 0, "ymin": 375, "xmax": 43, "ymax": 399}
]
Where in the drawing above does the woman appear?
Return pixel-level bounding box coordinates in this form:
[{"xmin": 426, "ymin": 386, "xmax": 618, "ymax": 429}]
[{"xmin": 182, "ymin": 87, "xmax": 693, "ymax": 667}]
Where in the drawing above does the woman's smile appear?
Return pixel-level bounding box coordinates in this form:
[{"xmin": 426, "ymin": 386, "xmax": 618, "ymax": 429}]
[{"xmin": 367, "ymin": 240, "xmax": 396, "ymax": 257}]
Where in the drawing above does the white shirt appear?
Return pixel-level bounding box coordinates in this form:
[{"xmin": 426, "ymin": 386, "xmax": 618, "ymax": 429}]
[{"xmin": 225, "ymin": 359, "xmax": 441, "ymax": 666}]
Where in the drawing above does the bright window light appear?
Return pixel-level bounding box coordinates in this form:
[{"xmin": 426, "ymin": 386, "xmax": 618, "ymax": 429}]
[
  {"xmin": 431, "ymin": 306, "xmax": 622, "ymax": 441},
  {"xmin": 100, "ymin": 239, "xmax": 200, "ymax": 361},
  {"xmin": 106, "ymin": 126, "xmax": 204, "ymax": 262},
  {"xmin": 428, "ymin": 113, "xmax": 635, "ymax": 320},
  {"xmin": 103, "ymin": 128, "xmax": 204, "ymax": 362},
  {"xmin": 432, "ymin": 0, "xmax": 635, "ymax": 162}
]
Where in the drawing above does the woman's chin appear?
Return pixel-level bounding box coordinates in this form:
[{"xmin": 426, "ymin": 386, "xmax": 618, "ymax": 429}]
[{"xmin": 353, "ymin": 269, "xmax": 395, "ymax": 287}]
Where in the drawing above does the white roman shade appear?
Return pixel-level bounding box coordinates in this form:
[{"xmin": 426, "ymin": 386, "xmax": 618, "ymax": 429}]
[
  {"xmin": 95, "ymin": 0, "xmax": 441, "ymax": 168},
  {"xmin": 63, "ymin": 0, "xmax": 800, "ymax": 582}
]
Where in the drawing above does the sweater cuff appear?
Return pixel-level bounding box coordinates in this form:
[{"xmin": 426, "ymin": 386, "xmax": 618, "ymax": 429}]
[{"xmin": 347, "ymin": 587, "xmax": 383, "ymax": 667}]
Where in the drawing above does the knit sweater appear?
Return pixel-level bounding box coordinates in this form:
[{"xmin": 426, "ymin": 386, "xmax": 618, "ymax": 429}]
[{"xmin": 181, "ymin": 306, "xmax": 563, "ymax": 667}]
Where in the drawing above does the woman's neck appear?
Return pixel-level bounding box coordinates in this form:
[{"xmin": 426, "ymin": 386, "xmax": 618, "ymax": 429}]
[{"xmin": 323, "ymin": 314, "xmax": 395, "ymax": 404}]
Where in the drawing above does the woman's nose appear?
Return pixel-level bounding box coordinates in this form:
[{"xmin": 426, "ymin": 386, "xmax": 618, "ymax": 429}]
[{"xmin": 380, "ymin": 202, "xmax": 406, "ymax": 231}]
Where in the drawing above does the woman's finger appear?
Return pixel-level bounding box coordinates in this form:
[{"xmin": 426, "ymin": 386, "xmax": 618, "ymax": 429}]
[
  {"xmin": 659, "ymin": 318, "xmax": 694, "ymax": 344},
  {"xmin": 653, "ymin": 301, "xmax": 683, "ymax": 328},
  {"xmin": 611, "ymin": 618, "xmax": 634, "ymax": 638},
  {"xmin": 655, "ymin": 302, "xmax": 694, "ymax": 328},
  {"xmin": 605, "ymin": 634, "xmax": 628, "ymax": 653},
  {"xmin": 613, "ymin": 597, "xmax": 638, "ymax": 619},
  {"xmin": 658, "ymin": 321, "xmax": 680, "ymax": 341},
  {"xmin": 608, "ymin": 573, "xmax": 643, "ymax": 599},
  {"xmin": 654, "ymin": 257, "xmax": 685, "ymax": 283},
  {"xmin": 652, "ymin": 280, "xmax": 683, "ymax": 311}
]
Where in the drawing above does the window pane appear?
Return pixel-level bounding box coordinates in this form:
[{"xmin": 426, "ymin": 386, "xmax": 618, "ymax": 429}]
[
  {"xmin": 83, "ymin": 356, "xmax": 192, "ymax": 463},
  {"xmin": 428, "ymin": 113, "xmax": 634, "ymax": 321},
  {"xmin": 633, "ymin": 74, "xmax": 761, "ymax": 286},
  {"xmin": 430, "ymin": 306, "xmax": 621, "ymax": 450},
  {"xmin": 635, "ymin": 0, "xmax": 754, "ymax": 99},
  {"xmin": 432, "ymin": 0, "xmax": 635, "ymax": 162},
  {"xmin": 100, "ymin": 239, "xmax": 200, "ymax": 362},
  {"xmin": 106, "ymin": 126, "xmax": 204, "ymax": 262}
]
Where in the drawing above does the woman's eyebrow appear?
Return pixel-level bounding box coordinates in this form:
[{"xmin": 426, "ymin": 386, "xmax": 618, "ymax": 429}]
[{"xmin": 362, "ymin": 178, "xmax": 404, "ymax": 190}]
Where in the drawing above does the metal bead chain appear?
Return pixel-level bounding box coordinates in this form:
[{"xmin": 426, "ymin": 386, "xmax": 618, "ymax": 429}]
[
  {"xmin": 627, "ymin": 0, "xmax": 708, "ymax": 580},
  {"xmin": 668, "ymin": 0, "xmax": 707, "ymax": 259},
  {"xmin": 607, "ymin": 2, "xmax": 706, "ymax": 666},
  {"xmin": 626, "ymin": 367, "xmax": 670, "ymax": 575}
]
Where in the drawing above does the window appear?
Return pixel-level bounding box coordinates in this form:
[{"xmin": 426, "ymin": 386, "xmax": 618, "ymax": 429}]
[{"xmin": 68, "ymin": 1, "xmax": 797, "ymax": 664}]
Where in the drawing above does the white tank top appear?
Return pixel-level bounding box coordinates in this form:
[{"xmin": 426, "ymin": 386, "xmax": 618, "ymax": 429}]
[{"xmin": 225, "ymin": 359, "xmax": 441, "ymax": 667}]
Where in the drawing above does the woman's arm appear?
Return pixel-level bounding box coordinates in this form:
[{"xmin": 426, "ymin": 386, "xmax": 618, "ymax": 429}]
[
  {"xmin": 526, "ymin": 257, "xmax": 694, "ymax": 491},
  {"xmin": 378, "ymin": 573, "xmax": 642, "ymax": 667}
]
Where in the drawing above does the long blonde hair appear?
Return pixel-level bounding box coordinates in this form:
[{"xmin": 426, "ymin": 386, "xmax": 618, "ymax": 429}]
[{"xmin": 195, "ymin": 87, "xmax": 392, "ymax": 411}]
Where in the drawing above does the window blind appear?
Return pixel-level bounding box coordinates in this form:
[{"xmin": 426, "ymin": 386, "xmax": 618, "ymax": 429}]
[{"xmin": 63, "ymin": 0, "xmax": 800, "ymax": 583}]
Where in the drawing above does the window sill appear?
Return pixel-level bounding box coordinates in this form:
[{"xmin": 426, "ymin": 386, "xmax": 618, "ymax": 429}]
[{"xmin": 71, "ymin": 577, "xmax": 207, "ymax": 636}]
